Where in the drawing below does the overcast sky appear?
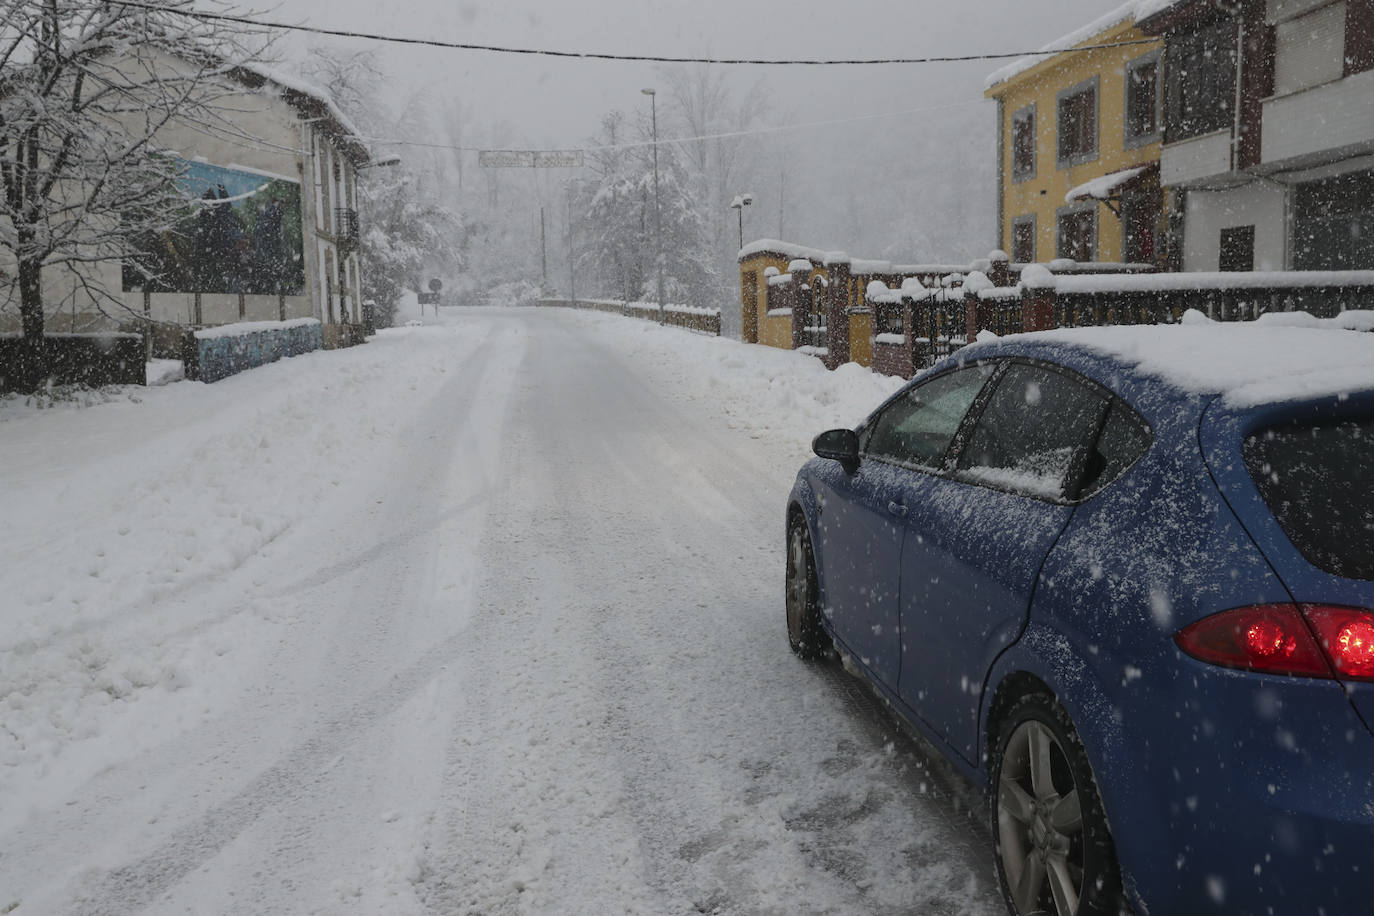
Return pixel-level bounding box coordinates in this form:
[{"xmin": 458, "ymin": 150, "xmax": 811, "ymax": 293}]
[{"xmin": 268, "ymin": 0, "xmax": 1120, "ymax": 152}]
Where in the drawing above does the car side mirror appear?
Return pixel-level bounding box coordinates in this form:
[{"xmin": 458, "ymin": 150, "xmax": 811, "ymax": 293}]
[{"xmin": 813, "ymin": 428, "xmax": 860, "ymax": 474}]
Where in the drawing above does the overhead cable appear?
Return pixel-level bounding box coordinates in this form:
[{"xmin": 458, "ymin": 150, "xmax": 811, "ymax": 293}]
[{"xmin": 107, "ymin": 0, "xmax": 1156, "ymax": 67}]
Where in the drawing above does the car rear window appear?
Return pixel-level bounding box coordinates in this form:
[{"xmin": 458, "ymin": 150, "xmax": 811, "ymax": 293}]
[{"xmin": 1244, "ymin": 418, "xmax": 1374, "ymax": 581}]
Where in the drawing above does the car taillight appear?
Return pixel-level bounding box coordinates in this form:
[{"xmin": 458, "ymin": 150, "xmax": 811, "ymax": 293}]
[
  {"xmin": 1176, "ymin": 604, "xmax": 1374, "ymax": 682},
  {"xmin": 1303, "ymin": 606, "xmax": 1374, "ymax": 681}
]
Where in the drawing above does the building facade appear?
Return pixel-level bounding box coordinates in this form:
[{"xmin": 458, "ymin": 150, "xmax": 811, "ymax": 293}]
[
  {"xmin": 985, "ymin": 4, "xmax": 1166, "ymax": 268},
  {"xmin": 2, "ymin": 53, "xmax": 370, "ymax": 346},
  {"xmin": 1139, "ymin": 0, "xmax": 1374, "ymax": 271}
]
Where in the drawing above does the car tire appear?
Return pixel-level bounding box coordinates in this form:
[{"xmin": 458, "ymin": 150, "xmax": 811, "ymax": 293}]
[
  {"xmin": 785, "ymin": 518, "xmax": 831, "ymax": 660},
  {"xmin": 991, "ymin": 693, "xmax": 1125, "ymax": 916}
]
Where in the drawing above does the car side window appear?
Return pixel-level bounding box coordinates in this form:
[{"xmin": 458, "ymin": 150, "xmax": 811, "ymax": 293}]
[
  {"xmin": 862, "ymin": 363, "xmax": 996, "ymax": 469},
  {"xmin": 1079, "ymin": 401, "xmax": 1151, "ymax": 498},
  {"xmin": 955, "ymin": 362, "xmax": 1107, "ymax": 500}
]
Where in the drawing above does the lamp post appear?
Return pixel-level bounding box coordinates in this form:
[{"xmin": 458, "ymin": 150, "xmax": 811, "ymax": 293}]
[
  {"xmin": 642, "ymin": 87, "xmax": 664, "ymax": 324},
  {"xmin": 565, "ymin": 179, "xmax": 583, "ymax": 306},
  {"xmin": 730, "ymin": 193, "xmax": 753, "ymax": 251}
]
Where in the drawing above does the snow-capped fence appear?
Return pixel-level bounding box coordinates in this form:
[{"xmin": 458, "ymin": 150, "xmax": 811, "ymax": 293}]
[
  {"xmin": 0, "ymin": 332, "xmax": 145, "ymax": 393},
  {"xmin": 867, "ymin": 266, "xmax": 1374, "ymax": 377},
  {"xmin": 537, "ymin": 298, "xmax": 721, "ymax": 336},
  {"xmin": 742, "ymin": 240, "xmax": 1374, "ymax": 378}
]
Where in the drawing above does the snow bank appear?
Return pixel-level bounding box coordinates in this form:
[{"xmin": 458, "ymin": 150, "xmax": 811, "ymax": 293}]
[{"xmin": 0, "ymin": 325, "xmax": 493, "ymax": 807}]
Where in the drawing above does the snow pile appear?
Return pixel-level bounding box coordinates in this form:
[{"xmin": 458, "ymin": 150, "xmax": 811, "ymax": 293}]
[
  {"xmin": 1020, "ymin": 263, "xmax": 1056, "ymax": 290},
  {"xmin": 1065, "ymin": 166, "xmax": 1149, "ymax": 204},
  {"xmin": 0, "ymin": 327, "xmax": 495, "ymax": 807}
]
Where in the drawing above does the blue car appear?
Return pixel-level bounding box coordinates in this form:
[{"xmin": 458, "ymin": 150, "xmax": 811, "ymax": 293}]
[{"xmin": 784, "ymin": 325, "xmax": 1374, "ymax": 916}]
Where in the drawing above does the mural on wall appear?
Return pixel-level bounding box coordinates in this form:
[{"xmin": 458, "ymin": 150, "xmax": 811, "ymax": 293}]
[{"xmin": 124, "ymin": 158, "xmax": 305, "ymax": 296}]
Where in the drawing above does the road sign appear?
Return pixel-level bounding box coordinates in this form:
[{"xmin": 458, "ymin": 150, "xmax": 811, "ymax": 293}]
[
  {"xmin": 417, "ymin": 292, "xmax": 440, "ymax": 305},
  {"xmin": 478, "ymin": 149, "xmax": 585, "ymax": 168},
  {"xmin": 428, "ymin": 278, "xmax": 443, "ymax": 292}
]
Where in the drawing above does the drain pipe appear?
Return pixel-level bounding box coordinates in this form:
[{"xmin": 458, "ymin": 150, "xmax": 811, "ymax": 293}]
[{"xmin": 1212, "ymin": 0, "xmax": 1245, "ymax": 170}]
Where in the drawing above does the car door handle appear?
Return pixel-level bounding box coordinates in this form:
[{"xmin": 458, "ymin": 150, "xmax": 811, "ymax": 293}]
[{"xmin": 888, "ymin": 501, "xmax": 908, "ymax": 518}]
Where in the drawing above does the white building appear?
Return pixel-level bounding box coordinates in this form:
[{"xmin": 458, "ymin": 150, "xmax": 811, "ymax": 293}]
[{"xmin": 6, "ymin": 52, "xmax": 372, "ymax": 348}]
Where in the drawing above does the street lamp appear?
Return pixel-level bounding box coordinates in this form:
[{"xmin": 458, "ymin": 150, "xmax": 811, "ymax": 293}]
[
  {"xmin": 358, "ymin": 154, "xmax": 402, "ymax": 170},
  {"xmin": 564, "ymin": 178, "xmax": 587, "ymax": 306},
  {"xmin": 642, "ymin": 87, "xmax": 664, "ymax": 324},
  {"xmin": 730, "ymin": 193, "xmax": 753, "ymax": 251}
]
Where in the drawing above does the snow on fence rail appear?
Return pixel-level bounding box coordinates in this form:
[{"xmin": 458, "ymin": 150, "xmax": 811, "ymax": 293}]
[
  {"xmin": 537, "ymin": 298, "xmax": 721, "ymax": 336},
  {"xmin": 863, "ymin": 267, "xmax": 1374, "ymax": 378}
]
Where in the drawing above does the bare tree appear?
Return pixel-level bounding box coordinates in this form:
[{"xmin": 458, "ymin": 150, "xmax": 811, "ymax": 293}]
[{"xmin": 0, "ymin": 0, "xmax": 264, "ymax": 384}]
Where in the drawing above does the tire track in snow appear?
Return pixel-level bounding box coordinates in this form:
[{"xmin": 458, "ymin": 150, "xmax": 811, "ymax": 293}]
[
  {"xmin": 412, "ymin": 313, "xmax": 1001, "ymax": 915},
  {"xmin": 18, "ymin": 325, "xmax": 522, "ymax": 915}
]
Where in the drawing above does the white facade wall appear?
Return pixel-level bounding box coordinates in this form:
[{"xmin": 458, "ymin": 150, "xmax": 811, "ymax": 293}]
[
  {"xmin": 8, "ymin": 49, "xmax": 363, "ymax": 335},
  {"xmin": 1262, "ymin": 68, "xmax": 1374, "ymax": 167},
  {"xmin": 1161, "ymin": 129, "xmax": 1234, "ymax": 186},
  {"xmin": 1183, "ymin": 182, "xmax": 1288, "ymax": 271}
]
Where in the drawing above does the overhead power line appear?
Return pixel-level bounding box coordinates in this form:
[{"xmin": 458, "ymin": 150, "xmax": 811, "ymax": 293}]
[
  {"xmin": 110, "ymin": 0, "xmax": 1155, "ymax": 67},
  {"xmin": 356, "ymin": 100, "xmax": 984, "ymax": 156}
]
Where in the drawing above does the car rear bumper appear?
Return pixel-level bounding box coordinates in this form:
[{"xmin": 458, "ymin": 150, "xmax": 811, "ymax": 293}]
[{"xmin": 1111, "ymin": 660, "xmax": 1374, "ymax": 913}]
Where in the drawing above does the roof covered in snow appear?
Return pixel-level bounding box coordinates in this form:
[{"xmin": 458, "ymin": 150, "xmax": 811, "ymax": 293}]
[
  {"xmin": 232, "ymin": 62, "xmax": 371, "ymax": 165},
  {"xmin": 985, "ymin": 1, "xmax": 1141, "ymax": 90},
  {"xmin": 967, "ymin": 318, "xmax": 1374, "ymax": 407}
]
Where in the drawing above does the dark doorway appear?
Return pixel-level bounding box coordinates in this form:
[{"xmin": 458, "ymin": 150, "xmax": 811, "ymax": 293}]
[{"xmin": 1219, "ymin": 225, "xmax": 1256, "ymax": 272}]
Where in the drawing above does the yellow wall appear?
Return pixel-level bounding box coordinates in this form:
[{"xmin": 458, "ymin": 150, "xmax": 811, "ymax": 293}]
[
  {"xmin": 741, "ymin": 252, "xmax": 790, "ymax": 350},
  {"xmin": 986, "ymin": 20, "xmax": 1162, "ymax": 264},
  {"xmin": 738, "ymin": 252, "xmax": 874, "ymax": 366},
  {"xmin": 849, "ymin": 312, "xmax": 872, "ymax": 367}
]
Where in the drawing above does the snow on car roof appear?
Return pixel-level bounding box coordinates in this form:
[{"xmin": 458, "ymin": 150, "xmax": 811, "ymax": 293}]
[{"xmin": 969, "ymin": 316, "xmax": 1374, "ymax": 408}]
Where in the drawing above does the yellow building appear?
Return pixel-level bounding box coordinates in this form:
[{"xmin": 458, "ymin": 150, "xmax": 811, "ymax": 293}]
[{"xmin": 985, "ymin": 4, "xmax": 1164, "ymax": 267}]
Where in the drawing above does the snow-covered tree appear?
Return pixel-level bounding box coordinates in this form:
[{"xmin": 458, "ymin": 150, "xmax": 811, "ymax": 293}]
[
  {"xmin": 577, "ymin": 107, "xmax": 715, "ymax": 308},
  {"xmin": 0, "ymin": 0, "xmax": 264, "ymax": 384}
]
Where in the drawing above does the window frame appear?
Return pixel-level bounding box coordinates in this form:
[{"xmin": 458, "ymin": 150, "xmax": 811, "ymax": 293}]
[
  {"xmin": 1164, "ymin": 18, "xmax": 1238, "ymax": 143},
  {"xmin": 1056, "ymin": 202, "xmax": 1098, "ymax": 262},
  {"xmin": 858, "ymin": 362, "xmax": 1001, "ymax": 473},
  {"xmin": 945, "ymin": 358, "xmax": 1152, "ymax": 504},
  {"xmin": 1011, "ymin": 214, "xmax": 1037, "ymax": 264},
  {"xmin": 1011, "ymin": 104, "xmax": 1037, "ymax": 183},
  {"xmin": 1056, "ymin": 76, "xmax": 1100, "ymax": 169},
  {"xmin": 1123, "ymin": 49, "xmax": 1163, "ymax": 149}
]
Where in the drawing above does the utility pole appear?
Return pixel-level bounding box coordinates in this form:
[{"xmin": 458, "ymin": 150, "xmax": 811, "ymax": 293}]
[
  {"xmin": 642, "ymin": 88, "xmax": 664, "ymax": 324},
  {"xmin": 540, "ymin": 206, "xmax": 547, "ymax": 293},
  {"xmin": 566, "ymin": 187, "xmax": 575, "ymax": 305}
]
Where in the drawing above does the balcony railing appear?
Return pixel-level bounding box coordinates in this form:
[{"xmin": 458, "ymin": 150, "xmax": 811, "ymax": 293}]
[{"xmin": 334, "ymin": 207, "xmax": 359, "ymax": 254}]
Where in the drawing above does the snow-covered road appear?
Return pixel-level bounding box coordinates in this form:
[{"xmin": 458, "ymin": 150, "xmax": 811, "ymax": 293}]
[{"xmin": 1, "ymin": 306, "xmax": 1001, "ymax": 914}]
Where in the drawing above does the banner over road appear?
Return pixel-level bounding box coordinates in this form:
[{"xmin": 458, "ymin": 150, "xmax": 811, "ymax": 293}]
[{"xmin": 478, "ymin": 149, "xmax": 585, "ymax": 168}]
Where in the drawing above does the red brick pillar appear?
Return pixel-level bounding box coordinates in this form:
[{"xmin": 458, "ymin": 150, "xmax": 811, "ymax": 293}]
[
  {"xmin": 965, "ymin": 289, "xmax": 982, "ymax": 344},
  {"xmin": 988, "ymin": 250, "xmax": 1011, "ymax": 288},
  {"xmin": 901, "ymin": 297, "xmax": 918, "ymax": 378},
  {"xmin": 1020, "ymin": 265, "xmax": 1056, "ymax": 333},
  {"xmin": 825, "ymin": 260, "xmax": 852, "ymax": 369}
]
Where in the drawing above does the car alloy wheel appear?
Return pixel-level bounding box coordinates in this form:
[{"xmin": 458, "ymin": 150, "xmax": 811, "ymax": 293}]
[
  {"xmin": 992, "ymin": 694, "xmax": 1123, "ymax": 916},
  {"xmin": 785, "ymin": 520, "xmax": 830, "ymax": 659}
]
